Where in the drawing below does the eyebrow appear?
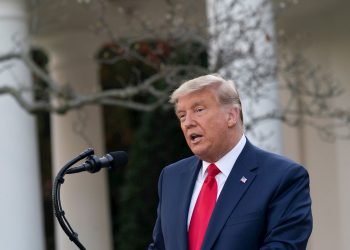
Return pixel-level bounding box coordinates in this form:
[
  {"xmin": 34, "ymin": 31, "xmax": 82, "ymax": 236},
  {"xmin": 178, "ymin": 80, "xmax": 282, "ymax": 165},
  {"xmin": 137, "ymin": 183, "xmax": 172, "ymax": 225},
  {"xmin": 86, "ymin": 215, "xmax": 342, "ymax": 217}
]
[{"xmin": 176, "ymin": 101, "xmax": 205, "ymax": 113}]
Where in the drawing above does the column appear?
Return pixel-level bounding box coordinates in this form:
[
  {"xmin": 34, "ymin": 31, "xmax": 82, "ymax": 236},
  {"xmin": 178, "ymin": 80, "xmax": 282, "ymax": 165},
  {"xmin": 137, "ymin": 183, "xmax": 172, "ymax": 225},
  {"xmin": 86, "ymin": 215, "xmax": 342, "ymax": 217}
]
[
  {"xmin": 0, "ymin": 0, "xmax": 45, "ymax": 249},
  {"xmin": 206, "ymin": 0, "xmax": 283, "ymax": 152},
  {"xmin": 42, "ymin": 32, "xmax": 112, "ymax": 250},
  {"xmin": 330, "ymin": 30, "xmax": 350, "ymax": 250}
]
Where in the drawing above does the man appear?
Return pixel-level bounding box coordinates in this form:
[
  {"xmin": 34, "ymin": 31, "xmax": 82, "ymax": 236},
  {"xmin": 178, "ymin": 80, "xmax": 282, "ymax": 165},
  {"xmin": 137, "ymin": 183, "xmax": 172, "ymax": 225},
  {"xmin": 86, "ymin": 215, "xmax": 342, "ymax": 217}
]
[{"xmin": 149, "ymin": 74, "xmax": 312, "ymax": 250}]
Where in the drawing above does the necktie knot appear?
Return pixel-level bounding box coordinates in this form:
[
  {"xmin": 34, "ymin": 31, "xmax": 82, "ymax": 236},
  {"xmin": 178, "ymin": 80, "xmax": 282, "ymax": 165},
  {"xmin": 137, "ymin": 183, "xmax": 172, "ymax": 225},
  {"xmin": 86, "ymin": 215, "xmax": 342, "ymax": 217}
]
[{"xmin": 207, "ymin": 163, "xmax": 220, "ymax": 177}]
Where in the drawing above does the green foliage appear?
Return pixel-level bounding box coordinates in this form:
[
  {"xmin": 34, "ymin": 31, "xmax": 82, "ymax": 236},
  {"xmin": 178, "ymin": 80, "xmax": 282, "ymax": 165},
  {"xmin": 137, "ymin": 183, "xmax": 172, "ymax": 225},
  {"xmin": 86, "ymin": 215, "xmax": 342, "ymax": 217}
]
[
  {"xmin": 98, "ymin": 39, "xmax": 207, "ymax": 249},
  {"xmin": 116, "ymin": 109, "xmax": 191, "ymax": 250}
]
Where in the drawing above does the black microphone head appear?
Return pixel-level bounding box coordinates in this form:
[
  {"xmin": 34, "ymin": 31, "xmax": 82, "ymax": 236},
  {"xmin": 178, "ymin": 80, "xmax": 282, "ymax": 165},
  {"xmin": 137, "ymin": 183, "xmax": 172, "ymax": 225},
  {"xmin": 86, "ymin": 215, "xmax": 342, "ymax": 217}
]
[{"xmin": 108, "ymin": 151, "xmax": 128, "ymax": 169}]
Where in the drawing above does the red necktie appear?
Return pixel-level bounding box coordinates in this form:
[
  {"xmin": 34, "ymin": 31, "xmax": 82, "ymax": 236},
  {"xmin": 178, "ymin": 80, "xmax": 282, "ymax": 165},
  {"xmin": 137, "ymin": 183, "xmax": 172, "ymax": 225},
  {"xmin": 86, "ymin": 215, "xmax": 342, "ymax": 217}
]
[{"xmin": 188, "ymin": 163, "xmax": 221, "ymax": 250}]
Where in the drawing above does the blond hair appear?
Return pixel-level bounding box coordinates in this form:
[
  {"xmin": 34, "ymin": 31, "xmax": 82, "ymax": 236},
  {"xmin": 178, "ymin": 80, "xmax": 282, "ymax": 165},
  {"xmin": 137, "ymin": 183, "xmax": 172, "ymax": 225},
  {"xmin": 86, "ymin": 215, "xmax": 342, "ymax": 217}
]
[{"xmin": 170, "ymin": 74, "xmax": 243, "ymax": 123}]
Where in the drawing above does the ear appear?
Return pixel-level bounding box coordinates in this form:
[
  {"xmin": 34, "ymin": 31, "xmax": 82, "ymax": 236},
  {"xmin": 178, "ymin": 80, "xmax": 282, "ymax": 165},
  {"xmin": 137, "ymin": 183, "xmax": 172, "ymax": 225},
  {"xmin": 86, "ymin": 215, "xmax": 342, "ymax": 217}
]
[{"xmin": 227, "ymin": 107, "xmax": 240, "ymax": 128}]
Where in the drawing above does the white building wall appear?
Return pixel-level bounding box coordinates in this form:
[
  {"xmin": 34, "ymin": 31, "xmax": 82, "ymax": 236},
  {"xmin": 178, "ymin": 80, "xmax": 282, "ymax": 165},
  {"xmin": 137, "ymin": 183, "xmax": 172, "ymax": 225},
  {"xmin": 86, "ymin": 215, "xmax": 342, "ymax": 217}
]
[
  {"xmin": 0, "ymin": 0, "xmax": 45, "ymax": 249},
  {"xmin": 31, "ymin": 0, "xmax": 208, "ymax": 248},
  {"xmin": 330, "ymin": 26, "xmax": 350, "ymax": 250},
  {"xmin": 206, "ymin": 0, "xmax": 283, "ymax": 152},
  {"xmin": 278, "ymin": 2, "xmax": 350, "ymax": 249},
  {"xmin": 38, "ymin": 32, "xmax": 113, "ymax": 250},
  {"xmin": 1, "ymin": 0, "xmax": 347, "ymax": 249}
]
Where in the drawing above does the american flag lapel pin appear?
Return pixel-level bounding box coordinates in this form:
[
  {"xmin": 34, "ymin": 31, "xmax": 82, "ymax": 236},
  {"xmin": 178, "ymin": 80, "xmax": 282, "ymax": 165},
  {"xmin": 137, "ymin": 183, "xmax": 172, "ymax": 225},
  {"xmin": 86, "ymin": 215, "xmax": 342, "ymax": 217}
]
[{"xmin": 240, "ymin": 176, "xmax": 247, "ymax": 183}]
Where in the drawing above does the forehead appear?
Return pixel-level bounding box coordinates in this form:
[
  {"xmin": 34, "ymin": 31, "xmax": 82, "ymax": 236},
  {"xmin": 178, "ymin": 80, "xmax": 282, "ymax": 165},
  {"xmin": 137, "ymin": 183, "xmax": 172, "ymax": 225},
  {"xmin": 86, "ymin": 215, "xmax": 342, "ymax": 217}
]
[{"xmin": 175, "ymin": 88, "xmax": 218, "ymax": 110}]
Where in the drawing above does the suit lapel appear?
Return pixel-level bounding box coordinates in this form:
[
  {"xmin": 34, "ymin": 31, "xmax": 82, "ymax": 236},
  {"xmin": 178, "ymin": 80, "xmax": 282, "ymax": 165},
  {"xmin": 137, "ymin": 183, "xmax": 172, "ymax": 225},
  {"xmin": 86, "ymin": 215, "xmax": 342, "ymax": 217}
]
[
  {"xmin": 176, "ymin": 157, "xmax": 201, "ymax": 250},
  {"xmin": 201, "ymin": 141, "xmax": 258, "ymax": 250}
]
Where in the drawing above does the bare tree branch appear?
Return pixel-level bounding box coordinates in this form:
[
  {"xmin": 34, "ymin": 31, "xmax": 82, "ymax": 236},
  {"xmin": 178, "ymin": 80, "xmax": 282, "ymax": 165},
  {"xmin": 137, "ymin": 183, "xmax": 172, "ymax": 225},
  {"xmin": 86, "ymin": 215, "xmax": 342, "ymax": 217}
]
[{"xmin": 0, "ymin": 0, "xmax": 349, "ymax": 140}]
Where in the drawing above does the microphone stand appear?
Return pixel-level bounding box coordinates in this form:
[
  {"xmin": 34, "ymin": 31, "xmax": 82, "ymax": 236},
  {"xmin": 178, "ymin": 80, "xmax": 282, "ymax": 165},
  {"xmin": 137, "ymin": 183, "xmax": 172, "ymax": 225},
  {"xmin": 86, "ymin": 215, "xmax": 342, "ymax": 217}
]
[{"xmin": 52, "ymin": 148, "xmax": 94, "ymax": 250}]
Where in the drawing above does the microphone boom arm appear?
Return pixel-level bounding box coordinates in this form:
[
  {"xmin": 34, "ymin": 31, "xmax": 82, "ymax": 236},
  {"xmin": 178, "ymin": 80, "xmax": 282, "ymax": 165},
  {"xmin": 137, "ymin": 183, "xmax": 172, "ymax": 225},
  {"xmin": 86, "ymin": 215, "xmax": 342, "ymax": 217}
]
[{"xmin": 52, "ymin": 148, "xmax": 95, "ymax": 250}]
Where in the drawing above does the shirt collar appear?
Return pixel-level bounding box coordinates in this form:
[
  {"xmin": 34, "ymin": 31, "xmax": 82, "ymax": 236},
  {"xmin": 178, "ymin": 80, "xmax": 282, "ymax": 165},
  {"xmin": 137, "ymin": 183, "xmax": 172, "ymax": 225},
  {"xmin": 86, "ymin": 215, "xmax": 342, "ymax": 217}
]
[{"xmin": 201, "ymin": 135, "xmax": 246, "ymax": 178}]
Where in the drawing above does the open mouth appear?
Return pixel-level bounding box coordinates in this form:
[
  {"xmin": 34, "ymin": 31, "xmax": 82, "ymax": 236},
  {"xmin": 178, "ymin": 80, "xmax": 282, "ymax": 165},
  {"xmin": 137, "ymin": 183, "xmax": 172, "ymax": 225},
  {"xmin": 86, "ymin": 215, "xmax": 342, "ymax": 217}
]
[{"xmin": 190, "ymin": 133, "xmax": 202, "ymax": 143}]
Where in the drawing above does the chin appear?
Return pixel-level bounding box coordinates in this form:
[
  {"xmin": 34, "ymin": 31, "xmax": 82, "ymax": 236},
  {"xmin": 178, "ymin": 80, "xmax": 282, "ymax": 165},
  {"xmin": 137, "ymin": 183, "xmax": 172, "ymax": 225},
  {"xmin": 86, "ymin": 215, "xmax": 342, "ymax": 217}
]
[
  {"xmin": 189, "ymin": 145, "xmax": 210, "ymax": 159},
  {"xmin": 192, "ymin": 150, "xmax": 207, "ymax": 160},
  {"xmin": 190, "ymin": 149, "xmax": 202, "ymax": 157}
]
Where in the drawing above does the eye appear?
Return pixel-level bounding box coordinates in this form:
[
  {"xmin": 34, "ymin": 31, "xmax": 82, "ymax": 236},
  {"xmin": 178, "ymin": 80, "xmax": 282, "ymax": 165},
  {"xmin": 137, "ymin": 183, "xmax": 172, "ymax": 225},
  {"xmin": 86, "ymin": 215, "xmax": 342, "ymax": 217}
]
[
  {"xmin": 177, "ymin": 112, "xmax": 186, "ymax": 122},
  {"xmin": 194, "ymin": 106, "xmax": 205, "ymax": 113}
]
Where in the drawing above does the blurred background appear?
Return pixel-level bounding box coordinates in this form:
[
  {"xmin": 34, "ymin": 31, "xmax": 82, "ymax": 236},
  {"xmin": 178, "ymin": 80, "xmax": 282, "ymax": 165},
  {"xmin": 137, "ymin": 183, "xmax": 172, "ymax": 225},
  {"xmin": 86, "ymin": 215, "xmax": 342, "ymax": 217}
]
[{"xmin": 0, "ymin": 0, "xmax": 349, "ymax": 249}]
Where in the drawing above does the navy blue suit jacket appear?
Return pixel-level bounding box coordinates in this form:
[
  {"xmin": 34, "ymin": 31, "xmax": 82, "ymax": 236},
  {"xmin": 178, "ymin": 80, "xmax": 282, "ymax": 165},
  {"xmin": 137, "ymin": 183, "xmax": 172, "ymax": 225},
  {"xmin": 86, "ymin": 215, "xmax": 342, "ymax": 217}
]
[{"xmin": 149, "ymin": 140, "xmax": 312, "ymax": 250}]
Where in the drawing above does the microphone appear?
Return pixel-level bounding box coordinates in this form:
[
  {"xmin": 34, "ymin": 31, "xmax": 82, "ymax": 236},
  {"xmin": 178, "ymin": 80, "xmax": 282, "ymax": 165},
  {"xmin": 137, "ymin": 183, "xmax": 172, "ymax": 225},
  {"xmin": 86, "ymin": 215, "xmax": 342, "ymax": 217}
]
[{"xmin": 66, "ymin": 151, "xmax": 128, "ymax": 174}]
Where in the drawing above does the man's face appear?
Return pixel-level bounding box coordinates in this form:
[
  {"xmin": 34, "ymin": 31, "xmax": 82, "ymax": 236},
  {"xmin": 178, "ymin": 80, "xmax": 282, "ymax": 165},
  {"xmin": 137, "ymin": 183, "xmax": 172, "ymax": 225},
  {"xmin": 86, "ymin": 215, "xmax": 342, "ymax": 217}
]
[{"xmin": 175, "ymin": 87, "xmax": 239, "ymax": 163}]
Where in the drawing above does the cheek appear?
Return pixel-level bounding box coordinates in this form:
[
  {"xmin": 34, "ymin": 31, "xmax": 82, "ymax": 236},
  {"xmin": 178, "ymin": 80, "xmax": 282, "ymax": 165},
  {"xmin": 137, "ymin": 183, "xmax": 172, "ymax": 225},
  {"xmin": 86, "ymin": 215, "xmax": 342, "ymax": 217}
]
[
  {"xmin": 207, "ymin": 120, "xmax": 229, "ymax": 139},
  {"xmin": 180, "ymin": 124, "xmax": 187, "ymax": 135},
  {"xmin": 208, "ymin": 116, "xmax": 227, "ymax": 129},
  {"xmin": 180, "ymin": 125, "xmax": 190, "ymax": 141}
]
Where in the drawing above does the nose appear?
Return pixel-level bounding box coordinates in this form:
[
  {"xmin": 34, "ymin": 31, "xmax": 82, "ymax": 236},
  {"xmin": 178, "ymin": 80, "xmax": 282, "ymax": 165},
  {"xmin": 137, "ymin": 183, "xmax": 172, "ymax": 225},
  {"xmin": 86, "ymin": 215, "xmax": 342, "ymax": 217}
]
[{"xmin": 183, "ymin": 112, "xmax": 196, "ymax": 128}]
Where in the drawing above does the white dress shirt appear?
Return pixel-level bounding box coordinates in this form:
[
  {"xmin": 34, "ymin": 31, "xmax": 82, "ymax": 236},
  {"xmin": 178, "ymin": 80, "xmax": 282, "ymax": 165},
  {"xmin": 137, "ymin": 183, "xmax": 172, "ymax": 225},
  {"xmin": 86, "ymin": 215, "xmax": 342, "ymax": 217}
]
[{"xmin": 187, "ymin": 135, "xmax": 247, "ymax": 228}]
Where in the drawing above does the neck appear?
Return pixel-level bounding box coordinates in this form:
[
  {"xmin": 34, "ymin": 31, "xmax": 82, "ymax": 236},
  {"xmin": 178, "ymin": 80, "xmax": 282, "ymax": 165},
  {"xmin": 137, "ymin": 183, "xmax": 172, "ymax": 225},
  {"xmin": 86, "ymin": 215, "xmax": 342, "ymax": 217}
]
[{"xmin": 203, "ymin": 133, "xmax": 244, "ymax": 163}]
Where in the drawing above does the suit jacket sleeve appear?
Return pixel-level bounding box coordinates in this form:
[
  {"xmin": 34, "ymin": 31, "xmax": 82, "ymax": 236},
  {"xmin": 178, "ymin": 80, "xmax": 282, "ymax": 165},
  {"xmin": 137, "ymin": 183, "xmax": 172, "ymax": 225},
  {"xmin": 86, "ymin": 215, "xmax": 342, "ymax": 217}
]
[
  {"xmin": 260, "ymin": 164, "xmax": 313, "ymax": 249},
  {"xmin": 148, "ymin": 170, "xmax": 165, "ymax": 250}
]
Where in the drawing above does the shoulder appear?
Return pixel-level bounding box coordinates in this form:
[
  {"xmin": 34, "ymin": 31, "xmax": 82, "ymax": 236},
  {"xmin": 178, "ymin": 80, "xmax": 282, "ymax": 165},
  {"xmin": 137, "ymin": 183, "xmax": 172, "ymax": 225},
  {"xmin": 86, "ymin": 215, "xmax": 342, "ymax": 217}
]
[
  {"xmin": 247, "ymin": 141, "xmax": 309, "ymax": 178},
  {"xmin": 246, "ymin": 142, "xmax": 311, "ymax": 202}
]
